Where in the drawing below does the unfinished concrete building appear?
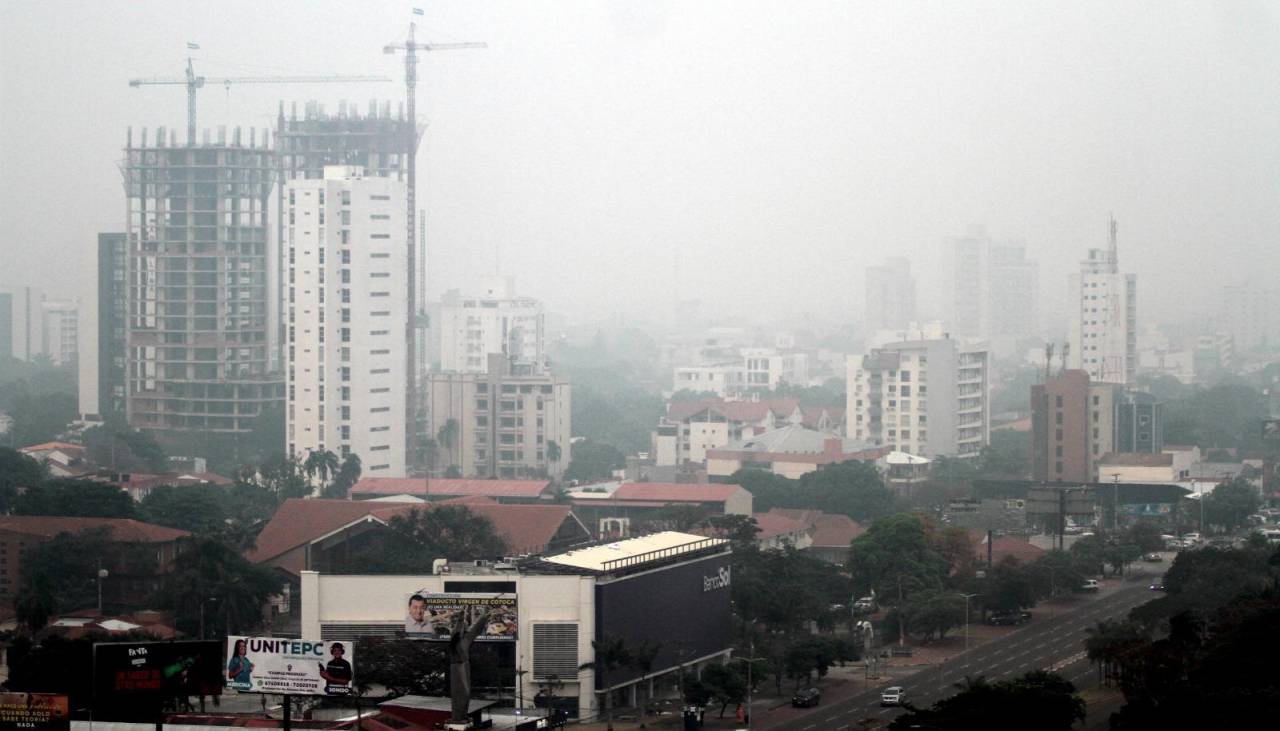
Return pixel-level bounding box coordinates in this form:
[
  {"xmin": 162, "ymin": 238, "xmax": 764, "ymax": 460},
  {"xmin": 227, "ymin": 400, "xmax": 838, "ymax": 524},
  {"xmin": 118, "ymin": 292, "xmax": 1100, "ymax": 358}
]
[{"xmin": 122, "ymin": 125, "xmax": 282, "ymax": 433}]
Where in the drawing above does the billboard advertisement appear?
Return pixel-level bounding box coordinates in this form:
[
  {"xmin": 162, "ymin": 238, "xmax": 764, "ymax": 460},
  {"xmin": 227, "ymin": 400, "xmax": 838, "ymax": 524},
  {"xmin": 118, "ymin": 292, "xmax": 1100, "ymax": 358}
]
[
  {"xmin": 404, "ymin": 593, "xmax": 518, "ymax": 641},
  {"xmin": 595, "ymin": 552, "xmax": 732, "ymax": 688},
  {"xmin": 0, "ymin": 693, "xmax": 69, "ymax": 731},
  {"xmin": 93, "ymin": 641, "xmax": 223, "ymax": 702},
  {"xmin": 225, "ymin": 637, "xmax": 355, "ymax": 697}
]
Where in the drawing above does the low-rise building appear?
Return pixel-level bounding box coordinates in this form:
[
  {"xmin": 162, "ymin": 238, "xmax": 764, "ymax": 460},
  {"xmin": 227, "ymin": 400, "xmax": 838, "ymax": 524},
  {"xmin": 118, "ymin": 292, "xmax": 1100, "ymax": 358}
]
[
  {"xmin": 301, "ymin": 531, "xmax": 734, "ymax": 720},
  {"xmin": 0, "ymin": 516, "xmax": 190, "ymax": 604},
  {"xmin": 350, "ymin": 477, "xmax": 556, "ymax": 503},
  {"xmin": 705, "ymin": 424, "xmax": 886, "ymax": 479},
  {"xmin": 654, "ymin": 397, "xmax": 840, "ymax": 466},
  {"xmin": 425, "ymin": 354, "xmax": 570, "ymax": 480},
  {"xmin": 568, "ymin": 482, "xmax": 752, "ymax": 538}
]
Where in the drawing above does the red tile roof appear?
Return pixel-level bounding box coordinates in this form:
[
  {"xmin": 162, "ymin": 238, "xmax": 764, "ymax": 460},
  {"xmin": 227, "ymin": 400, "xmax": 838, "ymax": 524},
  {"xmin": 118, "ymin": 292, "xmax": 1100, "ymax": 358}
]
[
  {"xmin": 972, "ymin": 534, "xmax": 1045, "ymax": 564},
  {"xmin": 665, "ymin": 398, "xmax": 802, "ymax": 424},
  {"xmin": 764, "ymin": 508, "xmax": 865, "ymax": 548},
  {"xmin": 247, "ymin": 497, "xmax": 581, "ymax": 567},
  {"xmin": 0, "ymin": 516, "xmax": 190, "ymax": 543},
  {"xmin": 19, "ymin": 441, "xmax": 86, "ymax": 454},
  {"xmin": 351, "ymin": 477, "xmax": 552, "ymax": 499},
  {"xmin": 612, "ymin": 482, "xmax": 743, "ymax": 503},
  {"xmin": 751, "ymin": 511, "xmax": 810, "ymax": 540}
]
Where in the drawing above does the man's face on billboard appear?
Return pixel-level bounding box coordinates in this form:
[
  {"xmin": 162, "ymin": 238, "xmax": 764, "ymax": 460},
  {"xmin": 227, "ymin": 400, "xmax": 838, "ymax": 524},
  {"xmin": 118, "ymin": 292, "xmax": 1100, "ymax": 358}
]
[{"xmin": 409, "ymin": 598, "xmax": 426, "ymax": 622}]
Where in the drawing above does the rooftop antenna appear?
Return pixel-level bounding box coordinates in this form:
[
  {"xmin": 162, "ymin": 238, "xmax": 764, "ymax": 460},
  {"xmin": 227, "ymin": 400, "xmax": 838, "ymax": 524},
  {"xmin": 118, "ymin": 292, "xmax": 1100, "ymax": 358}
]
[
  {"xmin": 1060, "ymin": 341, "xmax": 1069, "ymax": 375},
  {"xmin": 1044, "ymin": 342, "xmax": 1055, "ymax": 382},
  {"xmin": 1108, "ymin": 213, "xmax": 1119, "ymax": 269}
]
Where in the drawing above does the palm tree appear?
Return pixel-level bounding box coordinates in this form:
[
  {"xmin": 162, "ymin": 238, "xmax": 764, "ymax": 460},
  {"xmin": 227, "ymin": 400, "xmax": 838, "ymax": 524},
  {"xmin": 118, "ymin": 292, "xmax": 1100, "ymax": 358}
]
[
  {"xmin": 438, "ymin": 419, "xmax": 460, "ymax": 474},
  {"xmin": 579, "ymin": 635, "xmax": 632, "ymax": 731},
  {"xmin": 325, "ymin": 453, "xmax": 363, "ymax": 499},
  {"xmin": 304, "ymin": 449, "xmax": 340, "ymax": 495},
  {"xmin": 547, "ymin": 440, "xmax": 562, "ymax": 466},
  {"xmin": 628, "ymin": 639, "xmax": 662, "ymax": 721}
]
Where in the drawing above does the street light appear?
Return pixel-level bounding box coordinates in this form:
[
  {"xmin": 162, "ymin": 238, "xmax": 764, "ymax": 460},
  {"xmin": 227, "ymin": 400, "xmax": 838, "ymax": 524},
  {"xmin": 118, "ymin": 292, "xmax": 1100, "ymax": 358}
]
[
  {"xmin": 729, "ymin": 641, "xmax": 767, "ymax": 731},
  {"xmin": 1111, "ymin": 473, "xmax": 1121, "ymax": 533},
  {"xmin": 96, "ymin": 563, "xmax": 109, "ymax": 615},
  {"xmin": 958, "ymin": 592, "xmax": 980, "ymax": 666}
]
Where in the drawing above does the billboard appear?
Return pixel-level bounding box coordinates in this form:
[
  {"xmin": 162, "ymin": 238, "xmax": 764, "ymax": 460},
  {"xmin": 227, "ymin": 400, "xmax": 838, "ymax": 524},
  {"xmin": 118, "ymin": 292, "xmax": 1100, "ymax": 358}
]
[
  {"xmin": 595, "ymin": 552, "xmax": 732, "ymax": 688},
  {"xmin": 0, "ymin": 693, "xmax": 69, "ymax": 731},
  {"xmin": 93, "ymin": 641, "xmax": 223, "ymax": 703},
  {"xmin": 225, "ymin": 637, "xmax": 355, "ymax": 696},
  {"xmin": 404, "ymin": 593, "xmax": 518, "ymax": 641}
]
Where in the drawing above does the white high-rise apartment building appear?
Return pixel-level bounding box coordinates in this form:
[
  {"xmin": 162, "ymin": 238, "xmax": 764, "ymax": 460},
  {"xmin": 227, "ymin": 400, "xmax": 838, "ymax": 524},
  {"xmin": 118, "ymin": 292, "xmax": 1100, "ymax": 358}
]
[
  {"xmin": 429, "ymin": 277, "xmax": 545, "ymax": 373},
  {"xmin": 864, "ymin": 258, "xmax": 916, "ymax": 332},
  {"xmin": 1218, "ymin": 285, "xmax": 1279, "ymax": 352},
  {"xmin": 1068, "ymin": 218, "xmax": 1136, "ymax": 385},
  {"xmin": 951, "ymin": 229, "xmax": 1038, "ymax": 351},
  {"xmin": 286, "ymin": 166, "xmax": 407, "ymax": 476},
  {"xmin": 846, "ymin": 337, "xmax": 989, "ymax": 458},
  {"xmin": 39, "ymin": 300, "xmax": 79, "ymax": 366}
]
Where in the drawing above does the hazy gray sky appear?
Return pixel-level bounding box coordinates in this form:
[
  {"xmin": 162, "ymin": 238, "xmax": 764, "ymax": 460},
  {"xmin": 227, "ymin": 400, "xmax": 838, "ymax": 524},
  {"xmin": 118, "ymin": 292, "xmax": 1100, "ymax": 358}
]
[{"xmin": 2, "ymin": 0, "xmax": 1278, "ymax": 331}]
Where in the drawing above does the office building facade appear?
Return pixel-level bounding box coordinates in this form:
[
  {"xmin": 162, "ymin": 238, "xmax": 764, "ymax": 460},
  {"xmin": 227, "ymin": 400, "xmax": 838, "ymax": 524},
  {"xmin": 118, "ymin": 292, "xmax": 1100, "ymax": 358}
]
[
  {"xmin": 428, "ymin": 279, "xmax": 546, "ymax": 374},
  {"xmin": 1067, "ymin": 218, "xmax": 1137, "ymax": 385}
]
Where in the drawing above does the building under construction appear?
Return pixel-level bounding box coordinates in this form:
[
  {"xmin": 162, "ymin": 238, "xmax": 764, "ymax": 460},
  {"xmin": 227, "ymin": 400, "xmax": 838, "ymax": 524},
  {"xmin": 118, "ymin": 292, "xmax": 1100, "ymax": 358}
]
[{"xmin": 121, "ymin": 125, "xmax": 282, "ymax": 433}]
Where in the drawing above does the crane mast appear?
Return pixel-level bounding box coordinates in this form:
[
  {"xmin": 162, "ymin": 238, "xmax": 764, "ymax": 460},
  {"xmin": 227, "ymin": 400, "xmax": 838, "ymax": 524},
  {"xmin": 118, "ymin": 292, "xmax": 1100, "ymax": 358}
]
[{"xmin": 383, "ymin": 20, "xmax": 486, "ymax": 473}]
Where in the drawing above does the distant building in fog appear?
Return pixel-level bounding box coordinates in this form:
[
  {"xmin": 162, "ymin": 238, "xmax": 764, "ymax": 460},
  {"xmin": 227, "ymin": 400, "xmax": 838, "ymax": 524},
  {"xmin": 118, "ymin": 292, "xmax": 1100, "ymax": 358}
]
[
  {"xmin": 40, "ymin": 300, "xmax": 78, "ymax": 367},
  {"xmin": 864, "ymin": 258, "xmax": 916, "ymax": 332},
  {"xmin": 1217, "ymin": 285, "xmax": 1279, "ymax": 352},
  {"xmin": 80, "ymin": 233, "xmax": 129, "ymax": 420},
  {"xmin": 1067, "ymin": 217, "xmax": 1136, "ymax": 385},
  {"xmin": 0, "ymin": 292, "xmax": 12, "ymax": 362},
  {"xmin": 951, "ymin": 228, "xmax": 1039, "ymax": 356},
  {"xmin": 428, "ymin": 278, "xmax": 545, "ymax": 374}
]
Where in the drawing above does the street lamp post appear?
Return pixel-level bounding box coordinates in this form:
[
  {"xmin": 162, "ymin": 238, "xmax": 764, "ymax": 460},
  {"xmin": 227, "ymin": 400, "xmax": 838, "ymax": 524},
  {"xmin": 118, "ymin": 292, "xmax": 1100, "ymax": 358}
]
[
  {"xmin": 96, "ymin": 562, "xmax": 109, "ymax": 615},
  {"xmin": 958, "ymin": 592, "xmax": 979, "ymax": 668},
  {"xmin": 729, "ymin": 641, "xmax": 766, "ymax": 731},
  {"xmin": 1111, "ymin": 473, "xmax": 1121, "ymax": 533}
]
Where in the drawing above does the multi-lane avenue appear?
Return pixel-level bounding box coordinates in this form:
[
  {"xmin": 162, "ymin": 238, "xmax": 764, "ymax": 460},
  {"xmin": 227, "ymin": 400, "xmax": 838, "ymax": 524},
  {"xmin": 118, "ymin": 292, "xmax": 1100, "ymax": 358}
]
[{"xmin": 767, "ymin": 580, "xmax": 1157, "ymax": 730}]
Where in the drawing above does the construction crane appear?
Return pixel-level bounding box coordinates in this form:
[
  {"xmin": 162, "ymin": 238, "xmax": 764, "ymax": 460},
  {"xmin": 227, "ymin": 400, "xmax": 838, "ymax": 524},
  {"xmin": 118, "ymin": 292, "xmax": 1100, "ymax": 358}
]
[
  {"xmin": 383, "ymin": 19, "xmax": 485, "ymax": 467},
  {"xmin": 129, "ymin": 58, "xmax": 392, "ymax": 146}
]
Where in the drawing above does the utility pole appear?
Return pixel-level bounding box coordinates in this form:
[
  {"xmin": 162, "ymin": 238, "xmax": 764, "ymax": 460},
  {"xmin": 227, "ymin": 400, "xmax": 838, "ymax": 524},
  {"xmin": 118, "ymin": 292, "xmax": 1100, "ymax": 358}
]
[
  {"xmin": 1111, "ymin": 473, "xmax": 1121, "ymax": 532},
  {"xmin": 383, "ymin": 18, "xmax": 486, "ymax": 474}
]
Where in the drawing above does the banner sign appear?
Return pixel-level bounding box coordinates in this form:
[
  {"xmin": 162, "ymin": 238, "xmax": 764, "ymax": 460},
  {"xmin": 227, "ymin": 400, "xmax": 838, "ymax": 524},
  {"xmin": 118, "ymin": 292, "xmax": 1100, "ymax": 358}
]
[
  {"xmin": 404, "ymin": 593, "xmax": 518, "ymax": 641},
  {"xmin": 93, "ymin": 641, "xmax": 223, "ymax": 701},
  {"xmin": 225, "ymin": 637, "xmax": 355, "ymax": 697},
  {"xmin": 0, "ymin": 693, "xmax": 69, "ymax": 731}
]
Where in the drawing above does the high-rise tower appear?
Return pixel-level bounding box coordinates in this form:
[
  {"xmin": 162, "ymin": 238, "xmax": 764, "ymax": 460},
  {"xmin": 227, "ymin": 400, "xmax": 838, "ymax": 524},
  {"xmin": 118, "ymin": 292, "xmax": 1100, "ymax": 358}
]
[
  {"xmin": 122, "ymin": 126, "xmax": 282, "ymax": 433},
  {"xmin": 1067, "ymin": 216, "xmax": 1137, "ymax": 385}
]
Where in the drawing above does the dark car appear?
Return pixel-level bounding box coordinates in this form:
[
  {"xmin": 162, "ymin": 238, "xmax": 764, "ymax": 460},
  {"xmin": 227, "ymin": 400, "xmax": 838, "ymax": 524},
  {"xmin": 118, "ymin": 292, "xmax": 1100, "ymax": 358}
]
[
  {"xmin": 988, "ymin": 611, "xmax": 1031, "ymax": 626},
  {"xmin": 792, "ymin": 688, "xmax": 821, "ymax": 708},
  {"xmin": 1149, "ymin": 582, "xmax": 1166, "ymax": 592}
]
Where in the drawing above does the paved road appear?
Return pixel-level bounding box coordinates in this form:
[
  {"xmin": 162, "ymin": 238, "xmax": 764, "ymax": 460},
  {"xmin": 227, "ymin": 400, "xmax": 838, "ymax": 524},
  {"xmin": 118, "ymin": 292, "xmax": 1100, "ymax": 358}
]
[{"xmin": 767, "ymin": 581, "xmax": 1157, "ymax": 731}]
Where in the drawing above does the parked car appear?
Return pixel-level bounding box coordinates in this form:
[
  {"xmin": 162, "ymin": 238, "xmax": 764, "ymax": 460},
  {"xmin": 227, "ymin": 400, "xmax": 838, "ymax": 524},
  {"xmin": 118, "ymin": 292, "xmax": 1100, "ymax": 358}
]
[
  {"xmin": 1080, "ymin": 579, "xmax": 1100, "ymax": 592},
  {"xmin": 1142, "ymin": 552, "xmax": 1163, "ymax": 562},
  {"xmin": 988, "ymin": 610, "xmax": 1031, "ymax": 626},
  {"xmin": 881, "ymin": 687, "xmax": 906, "ymax": 706},
  {"xmin": 1149, "ymin": 582, "xmax": 1166, "ymax": 592},
  {"xmin": 853, "ymin": 596, "xmax": 877, "ymax": 613},
  {"xmin": 792, "ymin": 688, "xmax": 821, "ymax": 708}
]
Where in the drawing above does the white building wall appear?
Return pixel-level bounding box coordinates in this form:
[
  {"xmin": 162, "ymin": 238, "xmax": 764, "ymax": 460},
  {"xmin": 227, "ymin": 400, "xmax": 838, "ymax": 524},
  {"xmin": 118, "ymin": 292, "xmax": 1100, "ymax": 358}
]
[
  {"xmin": 287, "ymin": 167, "xmax": 407, "ymax": 476},
  {"xmin": 40, "ymin": 300, "xmax": 79, "ymax": 366},
  {"xmin": 1068, "ymin": 226, "xmax": 1137, "ymax": 385},
  {"xmin": 864, "ymin": 258, "xmax": 916, "ymax": 331},
  {"xmin": 301, "ymin": 570, "xmax": 600, "ymax": 719},
  {"xmin": 430, "ymin": 284, "xmax": 545, "ymax": 373}
]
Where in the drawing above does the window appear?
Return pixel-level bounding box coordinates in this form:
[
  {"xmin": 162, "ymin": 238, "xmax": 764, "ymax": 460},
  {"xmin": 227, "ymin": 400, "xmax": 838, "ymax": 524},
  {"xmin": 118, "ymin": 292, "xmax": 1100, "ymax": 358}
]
[{"xmin": 1055, "ymin": 395, "xmax": 1063, "ymax": 407}]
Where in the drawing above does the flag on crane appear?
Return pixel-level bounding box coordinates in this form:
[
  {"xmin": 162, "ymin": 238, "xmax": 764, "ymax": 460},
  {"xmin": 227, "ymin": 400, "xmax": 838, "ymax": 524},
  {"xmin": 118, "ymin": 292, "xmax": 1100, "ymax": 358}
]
[{"xmin": 187, "ymin": 42, "xmax": 200, "ymax": 50}]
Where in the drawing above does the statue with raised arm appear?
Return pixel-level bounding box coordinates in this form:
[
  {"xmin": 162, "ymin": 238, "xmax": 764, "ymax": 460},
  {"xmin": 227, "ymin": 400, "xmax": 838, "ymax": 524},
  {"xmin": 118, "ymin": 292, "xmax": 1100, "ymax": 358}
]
[{"xmin": 448, "ymin": 606, "xmax": 492, "ymax": 726}]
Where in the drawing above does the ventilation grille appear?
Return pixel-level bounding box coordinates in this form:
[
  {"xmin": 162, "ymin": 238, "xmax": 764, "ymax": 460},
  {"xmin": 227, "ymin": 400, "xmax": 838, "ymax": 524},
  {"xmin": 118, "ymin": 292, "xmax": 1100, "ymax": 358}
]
[{"xmin": 532, "ymin": 623, "xmax": 579, "ymax": 679}]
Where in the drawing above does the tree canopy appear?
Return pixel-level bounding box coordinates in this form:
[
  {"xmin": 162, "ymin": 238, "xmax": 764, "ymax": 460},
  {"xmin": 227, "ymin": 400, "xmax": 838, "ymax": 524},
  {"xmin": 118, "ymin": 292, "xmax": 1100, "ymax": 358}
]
[
  {"xmin": 730, "ymin": 461, "xmax": 906, "ymax": 524},
  {"xmin": 887, "ymin": 671, "xmax": 1085, "ymax": 730},
  {"xmin": 13, "ymin": 479, "xmax": 136, "ymax": 518}
]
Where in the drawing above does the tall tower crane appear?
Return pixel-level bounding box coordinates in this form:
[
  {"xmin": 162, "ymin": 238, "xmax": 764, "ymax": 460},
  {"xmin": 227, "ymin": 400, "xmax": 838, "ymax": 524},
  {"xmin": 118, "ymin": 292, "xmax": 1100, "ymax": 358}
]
[
  {"xmin": 129, "ymin": 58, "xmax": 392, "ymax": 146},
  {"xmin": 383, "ymin": 19, "xmax": 486, "ymax": 466}
]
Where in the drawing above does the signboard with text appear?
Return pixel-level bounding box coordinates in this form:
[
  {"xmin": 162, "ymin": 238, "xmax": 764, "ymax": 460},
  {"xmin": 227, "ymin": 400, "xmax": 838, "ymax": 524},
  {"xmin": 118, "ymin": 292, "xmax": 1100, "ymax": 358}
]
[
  {"xmin": 0, "ymin": 693, "xmax": 69, "ymax": 731},
  {"xmin": 404, "ymin": 593, "xmax": 518, "ymax": 641},
  {"xmin": 225, "ymin": 637, "xmax": 355, "ymax": 697},
  {"xmin": 92, "ymin": 641, "xmax": 223, "ymax": 722}
]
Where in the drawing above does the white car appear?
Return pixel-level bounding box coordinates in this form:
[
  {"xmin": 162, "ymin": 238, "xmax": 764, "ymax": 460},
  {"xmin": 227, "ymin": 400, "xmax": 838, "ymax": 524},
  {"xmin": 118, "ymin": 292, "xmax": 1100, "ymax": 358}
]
[
  {"xmin": 881, "ymin": 686, "xmax": 906, "ymax": 706},
  {"xmin": 1080, "ymin": 579, "xmax": 1100, "ymax": 592}
]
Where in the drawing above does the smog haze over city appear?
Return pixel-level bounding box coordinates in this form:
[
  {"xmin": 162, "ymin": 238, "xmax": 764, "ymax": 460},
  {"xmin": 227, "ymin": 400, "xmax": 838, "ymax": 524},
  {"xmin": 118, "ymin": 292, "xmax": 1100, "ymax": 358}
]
[{"xmin": 3, "ymin": 0, "xmax": 1279, "ymax": 327}]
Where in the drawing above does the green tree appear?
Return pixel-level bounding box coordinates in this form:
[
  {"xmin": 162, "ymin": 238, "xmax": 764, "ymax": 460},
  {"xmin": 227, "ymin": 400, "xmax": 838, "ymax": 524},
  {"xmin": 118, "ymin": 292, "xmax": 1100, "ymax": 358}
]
[
  {"xmin": 564, "ymin": 439, "xmax": 625, "ymax": 483},
  {"xmin": 888, "ymin": 670, "xmax": 1085, "ymax": 731},
  {"xmin": 848, "ymin": 514, "xmax": 948, "ymax": 640},
  {"xmin": 1201, "ymin": 477, "xmax": 1260, "ymax": 532},
  {"xmin": 1163, "ymin": 383, "xmax": 1270, "ymax": 452},
  {"xmin": 579, "ymin": 635, "xmax": 632, "ymax": 731},
  {"xmin": 1084, "ymin": 619, "xmax": 1150, "ymax": 687},
  {"xmin": 324, "ymin": 452, "xmax": 363, "ymax": 499},
  {"xmin": 354, "ymin": 637, "xmax": 448, "ymax": 696},
  {"xmin": 13, "ymin": 479, "xmax": 135, "ymax": 518},
  {"xmin": 156, "ymin": 537, "xmax": 283, "ymax": 637},
  {"xmin": 546, "ymin": 439, "xmax": 562, "ymax": 467},
  {"xmin": 139, "ymin": 484, "xmax": 230, "ymax": 537},
  {"xmin": 986, "ymin": 557, "xmax": 1035, "ymax": 614},
  {"xmin": 1122, "ymin": 522, "xmax": 1166, "ymax": 555},
  {"xmin": 242, "ymin": 453, "xmax": 310, "ymax": 501},
  {"xmin": 979, "ymin": 430, "xmax": 1031, "ymax": 478},
  {"xmin": 1068, "ymin": 534, "xmax": 1106, "ymax": 578},
  {"xmin": 303, "ymin": 449, "xmax": 340, "ymax": 495},
  {"xmin": 0, "ymin": 385, "xmax": 77, "ymax": 447},
  {"xmin": 906, "ymin": 591, "xmax": 967, "ymax": 641},
  {"xmin": 0, "ymin": 446, "xmax": 44, "ymax": 513},
  {"xmin": 13, "ymin": 528, "xmax": 156, "ymax": 631},
  {"xmin": 437, "ymin": 419, "xmax": 460, "ymax": 472},
  {"xmin": 1029, "ymin": 549, "xmax": 1084, "ymax": 600},
  {"xmin": 701, "ymin": 662, "xmax": 747, "ymax": 717},
  {"xmin": 730, "ymin": 461, "xmax": 906, "ymax": 524},
  {"xmin": 83, "ymin": 418, "xmax": 168, "ymax": 473}
]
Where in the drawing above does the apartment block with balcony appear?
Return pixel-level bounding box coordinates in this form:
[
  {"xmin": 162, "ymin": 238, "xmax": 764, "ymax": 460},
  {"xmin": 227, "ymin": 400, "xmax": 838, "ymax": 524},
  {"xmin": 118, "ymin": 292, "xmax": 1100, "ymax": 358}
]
[
  {"xmin": 425, "ymin": 354, "xmax": 570, "ymax": 480},
  {"xmin": 847, "ymin": 338, "xmax": 989, "ymax": 458}
]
